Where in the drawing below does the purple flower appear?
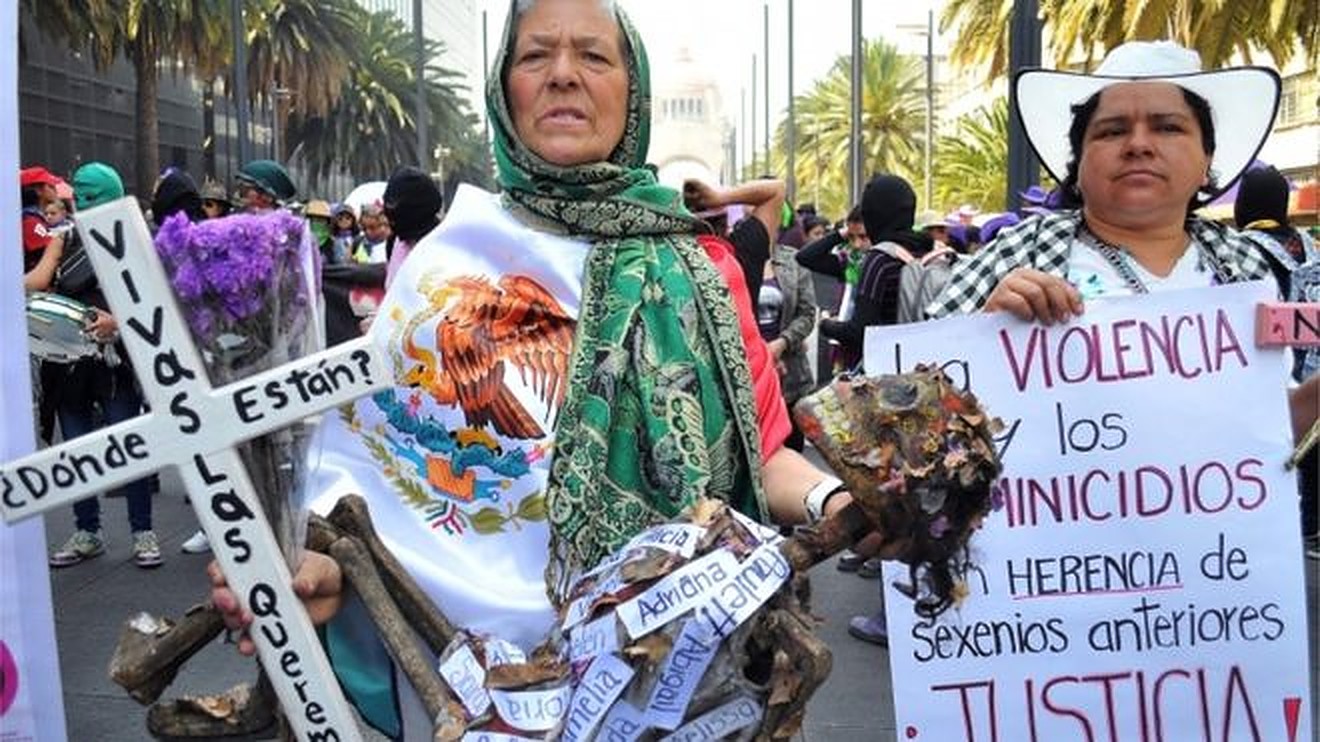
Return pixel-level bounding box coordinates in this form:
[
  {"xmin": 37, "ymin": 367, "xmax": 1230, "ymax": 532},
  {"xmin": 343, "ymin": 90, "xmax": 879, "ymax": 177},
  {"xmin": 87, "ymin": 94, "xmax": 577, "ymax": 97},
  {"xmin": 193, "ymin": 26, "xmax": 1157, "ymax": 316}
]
[{"xmin": 152, "ymin": 210, "xmax": 313, "ymax": 365}]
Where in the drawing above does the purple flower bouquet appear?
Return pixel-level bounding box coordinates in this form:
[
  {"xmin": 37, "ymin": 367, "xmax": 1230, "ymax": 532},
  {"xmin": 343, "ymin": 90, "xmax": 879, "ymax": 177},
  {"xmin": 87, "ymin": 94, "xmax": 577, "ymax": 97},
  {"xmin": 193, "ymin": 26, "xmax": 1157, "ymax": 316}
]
[{"xmin": 155, "ymin": 211, "xmax": 321, "ymax": 564}]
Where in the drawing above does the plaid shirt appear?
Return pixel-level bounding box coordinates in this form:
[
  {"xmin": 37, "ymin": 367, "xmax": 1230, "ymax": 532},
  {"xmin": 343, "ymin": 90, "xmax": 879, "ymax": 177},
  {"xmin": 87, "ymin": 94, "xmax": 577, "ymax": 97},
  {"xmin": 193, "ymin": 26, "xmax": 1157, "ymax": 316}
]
[{"xmin": 927, "ymin": 211, "xmax": 1276, "ymax": 318}]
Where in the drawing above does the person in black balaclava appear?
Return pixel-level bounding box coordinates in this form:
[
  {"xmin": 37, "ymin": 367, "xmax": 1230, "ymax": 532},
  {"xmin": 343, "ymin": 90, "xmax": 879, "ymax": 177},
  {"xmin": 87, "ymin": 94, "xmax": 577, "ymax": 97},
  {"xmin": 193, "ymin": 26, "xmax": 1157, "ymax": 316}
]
[
  {"xmin": 151, "ymin": 168, "xmax": 205, "ymax": 228},
  {"xmin": 381, "ymin": 165, "xmax": 444, "ymax": 267},
  {"xmin": 815, "ymin": 173, "xmax": 932, "ymax": 367}
]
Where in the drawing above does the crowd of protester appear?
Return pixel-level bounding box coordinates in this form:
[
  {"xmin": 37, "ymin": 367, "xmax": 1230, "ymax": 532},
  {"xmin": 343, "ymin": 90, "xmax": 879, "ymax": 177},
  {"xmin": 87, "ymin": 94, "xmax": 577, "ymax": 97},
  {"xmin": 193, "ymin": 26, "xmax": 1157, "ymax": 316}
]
[{"xmin": 18, "ymin": 18, "xmax": 1318, "ymax": 696}]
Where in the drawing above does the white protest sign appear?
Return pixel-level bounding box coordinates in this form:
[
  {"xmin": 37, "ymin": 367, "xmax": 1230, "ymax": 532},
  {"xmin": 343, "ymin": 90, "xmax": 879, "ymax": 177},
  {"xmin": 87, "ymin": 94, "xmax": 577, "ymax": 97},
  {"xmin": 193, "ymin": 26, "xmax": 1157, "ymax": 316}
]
[
  {"xmin": 0, "ymin": 200, "xmax": 392, "ymax": 742},
  {"xmin": 865, "ymin": 282, "xmax": 1313, "ymax": 742}
]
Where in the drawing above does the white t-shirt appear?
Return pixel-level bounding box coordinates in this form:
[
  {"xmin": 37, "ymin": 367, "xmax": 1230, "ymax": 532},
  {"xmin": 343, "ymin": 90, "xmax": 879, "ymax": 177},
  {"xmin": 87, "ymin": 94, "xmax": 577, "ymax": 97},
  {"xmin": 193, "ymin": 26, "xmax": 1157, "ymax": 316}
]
[{"xmin": 1065, "ymin": 236, "xmax": 1215, "ymax": 300}]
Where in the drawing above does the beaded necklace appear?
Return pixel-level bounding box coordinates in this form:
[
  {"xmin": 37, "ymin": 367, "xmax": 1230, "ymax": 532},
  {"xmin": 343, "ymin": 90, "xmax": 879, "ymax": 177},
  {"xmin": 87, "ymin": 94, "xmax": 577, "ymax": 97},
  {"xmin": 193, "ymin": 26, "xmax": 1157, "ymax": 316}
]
[{"xmin": 1078, "ymin": 221, "xmax": 1227, "ymax": 294}]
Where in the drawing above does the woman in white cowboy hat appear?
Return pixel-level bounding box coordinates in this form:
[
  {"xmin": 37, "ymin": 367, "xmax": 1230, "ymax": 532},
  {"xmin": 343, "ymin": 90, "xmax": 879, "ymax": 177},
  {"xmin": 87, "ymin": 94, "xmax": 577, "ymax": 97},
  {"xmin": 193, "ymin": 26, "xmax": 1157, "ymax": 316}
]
[
  {"xmin": 928, "ymin": 39, "xmax": 1318, "ymax": 509},
  {"xmin": 930, "ymin": 40, "xmax": 1282, "ymax": 321}
]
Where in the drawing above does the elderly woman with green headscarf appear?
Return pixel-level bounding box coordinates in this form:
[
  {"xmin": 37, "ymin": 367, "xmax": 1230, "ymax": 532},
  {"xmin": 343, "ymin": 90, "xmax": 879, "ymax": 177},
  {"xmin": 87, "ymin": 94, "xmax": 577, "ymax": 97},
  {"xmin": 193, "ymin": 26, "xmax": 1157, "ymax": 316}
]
[{"xmin": 210, "ymin": 0, "xmax": 856, "ymax": 734}]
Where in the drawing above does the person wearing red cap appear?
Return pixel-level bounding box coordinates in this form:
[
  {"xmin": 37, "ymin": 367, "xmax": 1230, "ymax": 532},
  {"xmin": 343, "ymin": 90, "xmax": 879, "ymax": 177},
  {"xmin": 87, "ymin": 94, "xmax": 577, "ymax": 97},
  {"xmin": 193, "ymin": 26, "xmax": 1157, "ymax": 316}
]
[{"xmin": 20, "ymin": 166, "xmax": 66, "ymax": 290}]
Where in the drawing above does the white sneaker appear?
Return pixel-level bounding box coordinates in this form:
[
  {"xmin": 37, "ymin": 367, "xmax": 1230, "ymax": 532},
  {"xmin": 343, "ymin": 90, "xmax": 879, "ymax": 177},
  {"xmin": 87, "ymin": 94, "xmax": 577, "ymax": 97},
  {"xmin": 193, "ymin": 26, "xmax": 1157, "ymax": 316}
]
[{"xmin": 180, "ymin": 530, "xmax": 211, "ymax": 554}]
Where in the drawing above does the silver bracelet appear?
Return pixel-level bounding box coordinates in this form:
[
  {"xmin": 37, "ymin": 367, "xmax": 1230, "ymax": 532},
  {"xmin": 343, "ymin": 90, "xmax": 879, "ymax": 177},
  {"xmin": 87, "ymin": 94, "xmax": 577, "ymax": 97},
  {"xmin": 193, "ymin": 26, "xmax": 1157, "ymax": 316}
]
[{"xmin": 803, "ymin": 475, "xmax": 845, "ymax": 524}]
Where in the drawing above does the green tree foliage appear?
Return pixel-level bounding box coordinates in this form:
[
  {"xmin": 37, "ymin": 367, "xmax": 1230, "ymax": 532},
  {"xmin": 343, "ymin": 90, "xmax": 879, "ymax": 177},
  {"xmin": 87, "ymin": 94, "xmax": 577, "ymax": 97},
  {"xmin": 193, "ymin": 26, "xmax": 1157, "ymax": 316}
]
[
  {"xmin": 245, "ymin": 0, "xmax": 358, "ymax": 120},
  {"xmin": 933, "ymin": 97, "xmax": 1009, "ymax": 213},
  {"xmin": 770, "ymin": 39, "xmax": 926, "ymax": 219},
  {"xmin": 942, "ymin": 0, "xmax": 1317, "ymax": 82},
  {"xmin": 23, "ymin": 0, "xmax": 490, "ymax": 195},
  {"xmin": 25, "ymin": 0, "xmax": 230, "ymax": 196},
  {"xmin": 283, "ymin": 9, "xmax": 489, "ymax": 190}
]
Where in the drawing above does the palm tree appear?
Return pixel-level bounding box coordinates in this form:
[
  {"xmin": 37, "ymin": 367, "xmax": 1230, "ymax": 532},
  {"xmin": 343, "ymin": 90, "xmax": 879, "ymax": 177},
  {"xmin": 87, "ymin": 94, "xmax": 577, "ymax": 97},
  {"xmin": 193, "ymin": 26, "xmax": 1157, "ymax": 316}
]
[
  {"xmin": 942, "ymin": 0, "xmax": 1317, "ymax": 82},
  {"xmin": 933, "ymin": 97, "xmax": 1010, "ymax": 213},
  {"xmin": 284, "ymin": 9, "xmax": 489, "ymax": 190},
  {"xmin": 25, "ymin": 0, "xmax": 230, "ymax": 197},
  {"xmin": 770, "ymin": 39, "xmax": 927, "ymax": 218},
  {"xmin": 245, "ymin": 0, "xmax": 358, "ymax": 124}
]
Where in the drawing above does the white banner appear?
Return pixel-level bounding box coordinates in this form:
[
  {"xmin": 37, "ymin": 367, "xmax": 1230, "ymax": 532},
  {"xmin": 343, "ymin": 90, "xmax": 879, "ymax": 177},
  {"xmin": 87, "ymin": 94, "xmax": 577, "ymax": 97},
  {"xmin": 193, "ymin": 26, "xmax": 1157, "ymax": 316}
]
[
  {"xmin": 866, "ymin": 282, "xmax": 1313, "ymax": 742},
  {"xmin": 0, "ymin": 0, "xmax": 68, "ymax": 738}
]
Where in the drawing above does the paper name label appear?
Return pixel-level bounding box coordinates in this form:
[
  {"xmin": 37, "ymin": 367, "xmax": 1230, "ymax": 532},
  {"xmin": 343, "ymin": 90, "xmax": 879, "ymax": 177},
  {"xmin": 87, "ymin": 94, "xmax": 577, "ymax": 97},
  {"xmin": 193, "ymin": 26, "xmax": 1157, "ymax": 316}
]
[
  {"xmin": 569, "ymin": 615, "xmax": 619, "ymax": 665},
  {"xmin": 562, "ymin": 570, "xmax": 627, "ymax": 631},
  {"xmin": 559, "ymin": 653, "xmax": 635, "ymax": 742},
  {"xmin": 482, "ymin": 637, "xmax": 526, "ymax": 667},
  {"xmin": 625, "ymin": 523, "xmax": 707, "ymax": 559},
  {"xmin": 658, "ymin": 695, "xmax": 763, "ymax": 742},
  {"xmin": 490, "ymin": 685, "xmax": 572, "ymax": 732},
  {"xmin": 693, "ymin": 544, "xmax": 790, "ymax": 638},
  {"xmin": 439, "ymin": 643, "xmax": 491, "ymax": 718},
  {"xmin": 598, "ymin": 702, "xmax": 648, "ymax": 742},
  {"xmin": 645, "ymin": 619, "xmax": 720, "ymax": 730},
  {"xmin": 576, "ymin": 523, "xmax": 709, "ymax": 587},
  {"xmin": 615, "ymin": 549, "xmax": 739, "ymax": 639},
  {"xmin": 729, "ymin": 508, "xmax": 784, "ymax": 546},
  {"xmin": 461, "ymin": 733, "xmax": 539, "ymax": 742}
]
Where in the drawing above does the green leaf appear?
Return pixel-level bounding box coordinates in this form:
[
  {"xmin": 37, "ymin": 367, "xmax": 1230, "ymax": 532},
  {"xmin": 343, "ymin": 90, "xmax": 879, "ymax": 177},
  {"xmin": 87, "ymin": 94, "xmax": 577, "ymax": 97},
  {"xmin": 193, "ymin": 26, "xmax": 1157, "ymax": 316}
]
[
  {"xmin": 470, "ymin": 508, "xmax": 507, "ymax": 535},
  {"xmin": 516, "ymin": 493, "xmax": 548, "ymax": 522}
]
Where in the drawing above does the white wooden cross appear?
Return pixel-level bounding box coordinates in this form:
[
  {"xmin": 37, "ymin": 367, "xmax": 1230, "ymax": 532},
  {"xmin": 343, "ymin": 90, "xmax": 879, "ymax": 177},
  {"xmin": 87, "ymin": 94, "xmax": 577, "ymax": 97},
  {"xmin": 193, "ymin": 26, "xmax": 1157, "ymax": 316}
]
[{"xmin": 1, "ymin": 198, "xmax": 392, "ymax": 742}]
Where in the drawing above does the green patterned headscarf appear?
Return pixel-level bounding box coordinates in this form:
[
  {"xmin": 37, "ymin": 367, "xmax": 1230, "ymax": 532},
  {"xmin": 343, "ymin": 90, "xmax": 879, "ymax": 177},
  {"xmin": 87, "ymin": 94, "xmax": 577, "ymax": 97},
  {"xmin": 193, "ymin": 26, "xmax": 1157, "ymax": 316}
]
[{"xmin": 488, "ymin": 0, "xmax": 767, "ymax": 588}]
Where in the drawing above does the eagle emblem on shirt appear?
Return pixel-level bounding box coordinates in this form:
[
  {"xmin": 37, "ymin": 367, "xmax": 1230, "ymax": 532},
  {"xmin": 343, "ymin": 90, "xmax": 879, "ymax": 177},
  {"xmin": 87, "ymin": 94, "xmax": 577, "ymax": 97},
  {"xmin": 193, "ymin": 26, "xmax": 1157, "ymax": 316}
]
[{"xmin": 397, "ymin": 273, "xmax": 574, "ymax": 439}]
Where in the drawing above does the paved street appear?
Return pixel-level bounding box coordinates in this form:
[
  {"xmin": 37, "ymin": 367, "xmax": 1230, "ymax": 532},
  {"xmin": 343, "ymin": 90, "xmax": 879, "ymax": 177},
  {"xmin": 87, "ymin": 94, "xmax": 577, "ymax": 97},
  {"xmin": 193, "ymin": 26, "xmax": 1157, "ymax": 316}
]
[{"xmin": 45, "ymin": 465, "xmax": 1318, "ymax": 741}]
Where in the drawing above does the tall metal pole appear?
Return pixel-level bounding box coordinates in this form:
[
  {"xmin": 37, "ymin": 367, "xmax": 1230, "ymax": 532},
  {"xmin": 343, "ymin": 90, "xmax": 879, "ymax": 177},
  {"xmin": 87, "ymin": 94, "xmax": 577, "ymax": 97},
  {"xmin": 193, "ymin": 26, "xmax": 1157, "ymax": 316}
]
[
  {"xmin": 1006, "ymin": 0, "xmax": 1043, "ymax": 211},
  {"xmin": 751, "ymin": 55, "xmax": 758, "ymax": 176},
  {"xmin": 786, "ymin": 0, "xmax": 796, "ymax": 203},
  {"xmin": 740, "ymin": 88, "xmax": 747, "ymax": 178},
  {"xmin": 231, "ymin": 0, "xmax": 250, "ymax": 165},
  {"xmin": 414, "ymin": 0, "xmax": 430, "ymax": 171},
  {"xmin": 482, "ymin": 11, "xmax": 490, "ymax": 143},
  {"xmin": 924, "ymin": 8, "xmax": 934, "ymax": 208},
  {"xmin": 849, "ymin": 0, "xmax": 862, "ymax": 207},
  {"xmin": 763, "ymin": 3, "xmax": 770, "ymax": 175}
]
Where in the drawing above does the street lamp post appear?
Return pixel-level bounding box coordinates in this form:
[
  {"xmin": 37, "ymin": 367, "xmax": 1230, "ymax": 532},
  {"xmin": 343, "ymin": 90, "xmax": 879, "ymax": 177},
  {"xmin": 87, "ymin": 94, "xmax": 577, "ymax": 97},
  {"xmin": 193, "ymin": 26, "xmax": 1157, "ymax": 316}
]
[
  {"xmin": 787, "ymin": 0, "xmax": 796, "ymax": 203},
  {"xmin": 414, "ymin": 0, "xmax": 430, "ymax": 172},
  {"xmin": 231, "ymin": 0, "xmax": 250, "ymax": 165},
  {"xmin": 849, "ymin": 0, "xmax": 862, "ymax": 207},
  {"xmin": 751, "ymin": 54, "xmax": 758, "ymax": 176},
  {"xmin": 898, "ymin": 12, "xmax": 936, "ymax": 208},
  {"xmin": 271, "ymin": 87, "xmax": 292, "ymax": 162},
  {"xmin": 763, "ymin": 3, "xmax": 770, "ymax": 175},
  {"xmin": 1007, "ymin": 0, "xmax": 1043, "ymax": 211},
  {"xmin": 924, "ymin": 8, "xmax": 934, "ymax": 209}
]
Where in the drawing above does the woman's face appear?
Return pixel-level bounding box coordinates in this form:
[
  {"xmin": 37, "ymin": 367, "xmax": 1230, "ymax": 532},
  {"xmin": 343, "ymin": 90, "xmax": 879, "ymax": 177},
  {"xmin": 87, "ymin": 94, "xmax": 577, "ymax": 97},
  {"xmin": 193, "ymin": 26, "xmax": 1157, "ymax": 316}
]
[
  {"xmin": 1076, "ymin": 82, "xmax": 1210, "ymax": 228},
  {"xmin": 335, "ymin": 212, "xmax": 356, "ymax": 232},
  {"xmin": 805, "ymin": 223, "xmax": 827, "ymax": 242},
  {"xmin": 506, "ymin": 0, "xmax": 629, "ymax": 167}
]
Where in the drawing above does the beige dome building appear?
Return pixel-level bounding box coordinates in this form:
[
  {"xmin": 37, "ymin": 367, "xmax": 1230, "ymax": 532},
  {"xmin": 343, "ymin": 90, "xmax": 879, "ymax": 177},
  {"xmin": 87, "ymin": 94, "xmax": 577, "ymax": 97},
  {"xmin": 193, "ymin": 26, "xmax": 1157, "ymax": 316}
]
[{"xmin": 650, "ymin": 47, "xmax": 732, "ymax": 188}]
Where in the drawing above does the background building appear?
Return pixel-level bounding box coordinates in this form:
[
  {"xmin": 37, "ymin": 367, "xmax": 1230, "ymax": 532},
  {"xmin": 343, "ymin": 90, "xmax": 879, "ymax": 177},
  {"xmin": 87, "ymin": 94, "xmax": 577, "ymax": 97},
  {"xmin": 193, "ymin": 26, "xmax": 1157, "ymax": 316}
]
[
  {"xmin": 362, "ymin": 0, "xmax": 484, "ymax": 121},
  {"xmin": 17, "ymin": 13, "xmax": 262, "ymax": 198},
  {"xmin": 650, "ymin": 47, "xmax": 730, "ymax": 188}
]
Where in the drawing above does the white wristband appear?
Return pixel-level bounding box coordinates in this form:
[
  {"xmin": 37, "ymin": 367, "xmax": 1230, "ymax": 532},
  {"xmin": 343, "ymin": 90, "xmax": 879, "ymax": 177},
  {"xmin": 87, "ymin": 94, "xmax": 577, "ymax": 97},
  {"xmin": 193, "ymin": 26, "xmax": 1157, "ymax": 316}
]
[{"xmin": 803, "ymin": 475, "xmax": 845, "ymax": 524}]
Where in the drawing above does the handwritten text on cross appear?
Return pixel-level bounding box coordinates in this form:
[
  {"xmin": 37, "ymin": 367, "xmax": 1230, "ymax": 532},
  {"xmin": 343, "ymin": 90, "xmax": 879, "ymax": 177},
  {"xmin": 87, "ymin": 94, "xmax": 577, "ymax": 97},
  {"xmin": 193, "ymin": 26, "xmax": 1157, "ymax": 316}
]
[{"xmin": 1, "ymin": 199, "xmax": 389, "ymax": 742}]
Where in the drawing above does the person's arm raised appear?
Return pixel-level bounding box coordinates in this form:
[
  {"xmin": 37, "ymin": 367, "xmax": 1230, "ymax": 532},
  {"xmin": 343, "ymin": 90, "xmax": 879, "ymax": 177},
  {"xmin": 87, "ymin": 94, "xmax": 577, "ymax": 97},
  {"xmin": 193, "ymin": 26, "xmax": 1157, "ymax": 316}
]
[{"xmin": 684, "ymin": 178, "xmax": 786, "ymax": 246}]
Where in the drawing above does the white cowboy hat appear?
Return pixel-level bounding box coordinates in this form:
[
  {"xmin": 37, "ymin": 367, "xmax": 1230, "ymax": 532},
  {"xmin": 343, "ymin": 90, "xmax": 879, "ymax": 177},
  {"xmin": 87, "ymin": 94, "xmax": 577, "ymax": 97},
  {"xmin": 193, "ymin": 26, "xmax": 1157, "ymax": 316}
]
[{"xmin": 1014, "ymin": 40, "xmax": 1281, "ymax": 202}]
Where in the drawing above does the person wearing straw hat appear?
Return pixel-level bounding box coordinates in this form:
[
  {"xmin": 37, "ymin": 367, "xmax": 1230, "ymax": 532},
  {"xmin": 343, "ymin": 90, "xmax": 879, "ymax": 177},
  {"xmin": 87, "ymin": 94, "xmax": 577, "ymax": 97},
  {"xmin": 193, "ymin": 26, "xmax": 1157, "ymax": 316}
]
[
  {"xmin": 930, "ymin": 40, "xmax": 1283, "ymax": 322},
  {"xmin": 928, "ymin": 39, "xmax": 1318, "ymax": 544}
]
